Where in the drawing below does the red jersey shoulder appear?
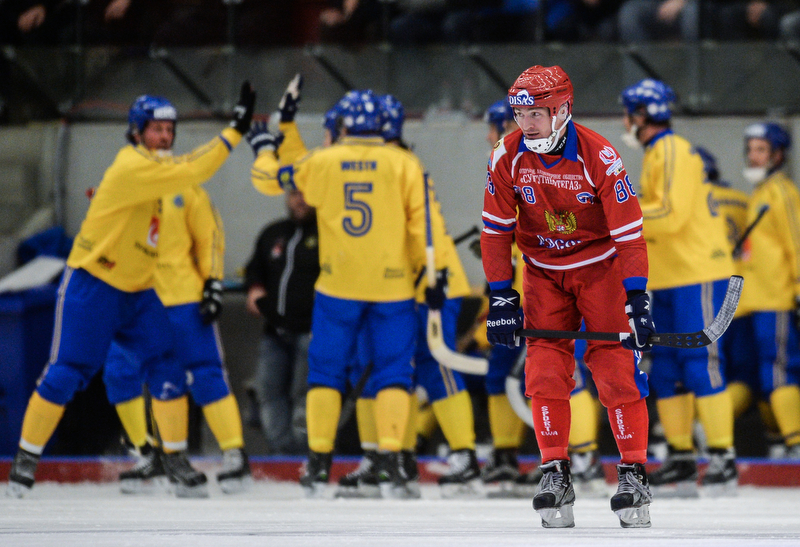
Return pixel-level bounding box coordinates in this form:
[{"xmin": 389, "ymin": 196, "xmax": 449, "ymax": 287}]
[
  {"xmin": 489, "ymin": 129, "xmax": 523, "ymax": 175},
  {"xmin": 573, "ymin": 123, "xmax": 627, "ymax": 181}
]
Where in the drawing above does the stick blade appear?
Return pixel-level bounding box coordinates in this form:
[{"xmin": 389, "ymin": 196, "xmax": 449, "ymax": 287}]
[
  {"xmin": 702, "ymin": 275, "xmax": 743, "ymax": 343},
  {"xmin": 427, "ymin": 310, "xmax": 489, "ymax": 375}
]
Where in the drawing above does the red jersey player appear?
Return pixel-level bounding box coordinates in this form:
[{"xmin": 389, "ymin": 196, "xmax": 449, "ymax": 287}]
[{"xmin": 480, "ymin": 65, "xmax": 654, "ymax": 529}]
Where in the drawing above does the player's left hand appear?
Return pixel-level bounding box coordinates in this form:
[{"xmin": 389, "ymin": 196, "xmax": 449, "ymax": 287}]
[
  {"xmin": 621, "ymin": 290, "xmax": 655, "ymax": 352},
  {"xmin": 230, "ymin": 81, "xmax": 256, "ymax": 135},
  {"xmin": 200, "ymin": 278, "xmax": 224, "ymax": 324},
  {"xmin": 246, "ymin": 120, "xmax": 284, "ymax": 157},
  {"xmin": 486, "ymin": 288, "xmax": 522, "ymax": 348},
  {"xmin": 425, "ymin": 268, "xmax": 448, "ymax": 310},
  {"xmin": 278, "ymin": 73, "xmax": 303, "ymax": 123}
]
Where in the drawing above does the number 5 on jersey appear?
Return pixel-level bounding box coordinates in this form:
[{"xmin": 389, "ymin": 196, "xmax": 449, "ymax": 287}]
[{"xmin": 343, "ymin": 182, "xmax": 373, "ymax": 236}]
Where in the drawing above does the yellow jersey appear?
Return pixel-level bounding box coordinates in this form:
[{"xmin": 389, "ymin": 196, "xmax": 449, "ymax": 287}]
[
  {"xmin": 740, "ymin": 171, "xmax": 800, "ymax": 312},
  {"xmin": 68, "ymin": 128, "xmax": 241, "ymax": 292},
  {"xmin": 155, "ymin": 187, "xmax": 225, "ymax": 307},
  {"xmin": 637, "ymin": 131, "xmax": 733, "ymax": 290},
  {"xmin": 711, "ymin": 184, "xmax": 751, "ymax": 315},
  {"xmin": 252, "ymin": 135, "xmax": 429, "ymax": 302}
]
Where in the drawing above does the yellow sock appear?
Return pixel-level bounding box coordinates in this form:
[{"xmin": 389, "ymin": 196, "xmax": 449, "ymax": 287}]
[
  {"xmin": 151, "ymin": 396, "xmax": 189, "ymax": 453},
  {"xmin": 728, "ymin": 382, "xmax": 753, "ymax": 420},
  {"xmin": 758, "ymin": 400, "xmax": 781, "ymax": 434},
  {"xmin": 432, "ymin": 391, "xmax": 476, "ymax": 451},
  {"xmin": 19, "ymin": 392, "xmax": 65, "ymax": 454},
  {"xmin": 569, "ymin": 389, "xmax": 598, "ymax": 453},
  {"xmin": 356, "ymin": 398, "xmax": 378, "ymax": 449},
  {"xmin": 402, "ymin": 394, "xmax": 420, "ymax": 451},
  {"xmin": 770, "ymin": 385, "xmax": 800, "ymax": 447},
  {"xmin": 695, "ymin": 390, "xmax": 734, "ymax": 449},
  {"xmin": 202, "ymin": 394, "xmax": 244, "ymax": 451},
  {"xmin": 375, "ymin": 388, "xmax": 410, "ymax": 452},
  {"xmin": 115, "ymin": 396, "xmax": 148, "ymax": 448},
  {"xmin": 657, "ymin": 393, "xmax": 695, "ymax": 451},
  {"xmin": 306, "ymin": 387, "xmax": 341, "ymax": 453},
  {"xmin": 416, "ymin": 402, "xmax": 438, "ymax": 442},
  {"xmin": 488, "ymin": 394, "xmax": 524, "ymax": 449}
]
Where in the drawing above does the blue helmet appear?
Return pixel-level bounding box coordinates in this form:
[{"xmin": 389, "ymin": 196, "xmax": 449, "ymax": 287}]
[
  {"xmin": 379, "ymin": 94, "xmax": 404, "ymax": 141},
  {"xmin": 744, "ymin": 122, "xmax": 791, "ymax": 151},
  {"xmin": 694, "ymin": 146, "xmax": 720, "ymax": 183},
  {"xmin": 620, "ymin": 79, "xmax": 676, "ymax": 122},
  {"xmin": 337, "ymin": 89, "xmax": 382, "ymax": 135},
  {"xmin": 324, "ymin": 104, "xmax": 342, "ymax": 142},
  {"xmin": 127, "ymin": 95, "xmax": 177, "ymax": 140},
  {"xmin": 484, "ymin": 99, "xmax": 514, "ymax": 135}
]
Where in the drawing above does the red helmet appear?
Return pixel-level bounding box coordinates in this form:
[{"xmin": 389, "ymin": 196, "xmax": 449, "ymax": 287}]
[{"xmin": 508, "ymin": 65, "xmax": 573, "ymax": 117}]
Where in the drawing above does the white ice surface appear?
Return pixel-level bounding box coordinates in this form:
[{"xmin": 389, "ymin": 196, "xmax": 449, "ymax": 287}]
[{"xmin": 2, "ymin": 481, "xmax": 800, "ymax": 547}]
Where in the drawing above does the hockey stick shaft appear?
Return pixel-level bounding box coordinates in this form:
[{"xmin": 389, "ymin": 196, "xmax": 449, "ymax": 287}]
[
  {"xmin": 452, "ymin": 225, "xmax": 480, "ymax": 246},
  {"xmin": 732, "ymin": 204, "xmax": 769, "ymax": 258},
  {"xmin": 517, "ymin": 275, "xmax": 743, "ymax": 349}
]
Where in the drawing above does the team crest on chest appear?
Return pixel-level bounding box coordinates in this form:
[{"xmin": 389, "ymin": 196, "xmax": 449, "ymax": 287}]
[{"xmin": 545, "ymin": 210, "xmax": 577, "ymax": 234}]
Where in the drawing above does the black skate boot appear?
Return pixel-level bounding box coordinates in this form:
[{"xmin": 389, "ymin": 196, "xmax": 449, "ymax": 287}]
[
  {"xmin": 513, "ymin": 464, "xmax": 543, "ymax": 498},
  {"xmin": 482, "ymin": 448, "xmax": 519, "ymax": 497},
  {"xmin": 300, "ymin": 450, "xmax": 332, "ymax": 498},
  {"xmin": 217, "ymin": 448, "xmax": 252, "ymax": 494},
  {"xmin": 399, "ymin": 450, "xmax": 421, "ymax": 499},
  {"xmin": 649, "ymin": 447, "xmax": 698, "ymax": 498},
  {"xmin": 119, "ymin": 442, "xmax": 168, "ymax": 494},
  {"xmin": 6, "ymin": 448, "xmax": 40, "ymax": 498},
  {"xmin": 163, "ymin": 451, "xmax": 209, "ymax": 498},
  {"xmin": 375, "ymin": 451, "xmax": 416, "ymax": 499},
  {"xmin": 438, "ymin": 448, "xmax": 483, "ymax": 499},
  {"xmin": 701, "ymin": 447, "xmax": 737, "ymax": 497},
  {"xmin": 610, "ymin": 462, "xmax": 652, "ymax": 528},
  {"xmin": 571, "ymin": 450, "xmax": 608, "ymax": 498},
  {"xmin": 335, "ymin": 450, "xmax": 380, "ymax": 499},
  {"xmin": 532, "ymin": 460, "xmax": 576, "ymax": 528}
]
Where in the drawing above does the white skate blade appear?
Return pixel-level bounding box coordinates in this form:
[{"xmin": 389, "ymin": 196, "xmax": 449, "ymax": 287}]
[
  {"xmin": 574, "ymin": 478, "xmax": 609, "ymax": 498},
  {"xmin": 379, "ymin": 482, "xmax": 421, "ymax": 500},
  {"xmin": 485, "ymin": 480, "xmax": 518, "ymax": 499},
  {"xmin": 120, "ymin": 476, "xmax": 170, "ymax": 495},
  {"xmin": 334, "ymin": 484, "xmax": 381, "ymax": 499},
  {"xmin": 174, "ymin": 483, "xmax": 209, "ymax": 499},
  {"xmin": 5, "ymin": 482, "xmax": 31, "ymax": 499},
  {"xmin": 652, "ymin": 481, "xmax": 699, "ymax": 498},
  {"xmin": 702, "ymin": 479, "xmax": 738, "ymax": 498},
  {"xmin": 536, "ymin": 503, "xmax": 575, "ymax": 528},
  {"xmin": 615, "ymin": 504, "xmax": 651, "ymax": 528},
  {"xmin": 302, "ymin": 482, "xmax": 328, "ymax": 499},
  {"xmin": 440, "ymin": 479, "xmax": 485, "ymax": 499},
  {"xmin": 218, "ymin": 475, "xmax": 253, "ymax": 495}
]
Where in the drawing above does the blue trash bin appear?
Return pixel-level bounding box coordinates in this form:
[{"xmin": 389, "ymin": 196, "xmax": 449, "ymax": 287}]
[{"xmin": 0, "ymin": 284, "xmax": 57, "ymax": 455}]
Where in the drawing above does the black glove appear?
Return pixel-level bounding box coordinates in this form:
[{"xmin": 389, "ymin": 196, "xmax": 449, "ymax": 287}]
[
  {"xmin": 278, "ymin": 73, "xmax": 303, "ymax": 123},
  {"xmin": 486, "ymin": 288, "xmax": 523, "ymax": 348},
  {"xmin": 230, "ymin": 81, "xmax": 256, "ymax": 135},
  {"xmin": 621, "ymin": 290, "xmax": 656, "ymax": 352},
  {"xmin": 425, "ymin": 268, "xmax": 448, "ymax": 310},
  {"xmin": 246, "ymin": 120, "xmax": 284, "ymax": 157},
  {"xmin": 200, "ymin": 278, "xmax": 224, "ymax": 324},
  {"xmin": 468, "ymin": 238, "xmax": 481, "ymax": 259}
]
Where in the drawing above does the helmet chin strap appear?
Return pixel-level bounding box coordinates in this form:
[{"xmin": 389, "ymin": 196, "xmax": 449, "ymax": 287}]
[{"xmin": 523, "ymin": 114, "xmax": 571, "ymax": 154}]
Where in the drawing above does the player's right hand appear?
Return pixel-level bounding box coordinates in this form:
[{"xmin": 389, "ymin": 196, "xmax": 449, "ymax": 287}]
[
  {"xmin": 278, "ymin": 73, "xmax": 303, "ymax": 123},
  {"xmin": 486, "ymin": 288, "xmax": 522, "ymax": 348},
  {"xmin": 621, "ymin": 290, "xmax": 655, "ymax": 352},
  {"xmin": 246, "ymin": 120, "xmax": 284, "ymax": 157},
  {"xmin": 230, "ymin": 81, "xmax": 256, "ymax": 135}
]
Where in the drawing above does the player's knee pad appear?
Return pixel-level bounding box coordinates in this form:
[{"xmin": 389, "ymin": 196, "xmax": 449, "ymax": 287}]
[
  {"xmin": 36, "ymin": 362, "xmax": 92, "ymax": 406},
  {"xmin": 144, "ymin": 354, "xmax": 188, "ymax": 401},
  {"xmin": 103, "ymin": 365, "xmax": 143, "ymax": 405},
  {"xmin": 187, "ymin": 361, "xmax": 230, "ymax": 406}
]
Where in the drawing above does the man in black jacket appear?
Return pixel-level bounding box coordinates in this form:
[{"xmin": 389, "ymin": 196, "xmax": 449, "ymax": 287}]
[{"xmin": 244, "ymin": 189, "xmax": 319, "ymax": 454}]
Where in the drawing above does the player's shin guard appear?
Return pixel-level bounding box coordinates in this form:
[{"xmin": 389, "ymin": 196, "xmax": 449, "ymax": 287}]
[
  {"xmin": 115, "ymin": 396, "xmax": 148, "ymax": 448},
  {"xmin": 530, "ymin": 397, "xmax": 571, "ymax": 462},
  {"xmin": 150, "ymin": 395, "xmax": 189, "ymax": 453},
  {"xmin": 488, "ymin": 394, "xmax": 525, "ymax": 449},
  {"xmin": 19, "ymin": 392, "xmax": 65, "ymax": 455},
  {"xmin": 432, "ymin": 390, "xmax": 476, "ymax": 451},
  {"xmin": 306, "ymin": 387, "xmax": 342, "ymax": 454},
  {"xmin": 202, "ymin": 394, "xmax": 245, "ymax": 451},
  {"xmin": 375, "ymin": 388, "xmax": 410, "ymax": 453},
  {"xmin": 607, "ymin": 398, "xmax": 648, "ymax": 464}
]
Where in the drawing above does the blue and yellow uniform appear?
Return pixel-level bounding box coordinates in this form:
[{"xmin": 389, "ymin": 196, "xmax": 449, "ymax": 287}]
[{"xmin": 15, "ymin": 126, "xmax": 241, "ymax": 459}]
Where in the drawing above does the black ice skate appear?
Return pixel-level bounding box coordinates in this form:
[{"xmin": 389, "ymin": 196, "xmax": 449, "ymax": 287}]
[
  {"xmin": 649, "ymin": 447, "xmax": 699, "ymax": 498},
  {"xmin": 119, "ymin": 442, "xmax": 168, "ymax": 495},
  {"xmin": 532, "ymin": 460, "xmax": 576, "ymax": 528},
  {"xmin": 300, "ymin": 450, "xmax": 332, "ymax": 499},
  {"xmin": 571, "ymin": 450, "xmax": 608, "ymax": 498},
  {"xmin": 217, "ymin": 448, "xmax": 252, "ymax": 494},
  {"xmin": 163, "ymin": 451, "xmax": 209, "ymax": 498},
  {"xmin": 373, "ymin": 451, "xmax": 414, "ymax": 499},
  {"xmin": 701, "ymin": 447, "xmax": 738, "ymax": 497},
  {"xmin": 610, "ymin": 462, "xmax": 652, "ymax": 528},
  {"xmin": 399, "ymin": 450, "xmax": 421, "ymax": 499},
  {"xmin": 481, "ymin": 448, "xmax": 520, "ymax": 497},
  {"xmin": 438, "ymin": 448, "xmax": 483, "ymax": 499},
  {"xmin": 335, "ymin": 450, "xmax": 380, "ymax": 499},
  {"xmin": 6, "ymin": 448, "xmax": 40, "ymax": 498}
]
